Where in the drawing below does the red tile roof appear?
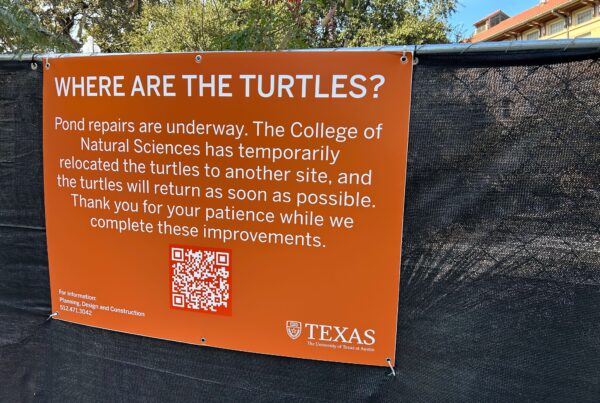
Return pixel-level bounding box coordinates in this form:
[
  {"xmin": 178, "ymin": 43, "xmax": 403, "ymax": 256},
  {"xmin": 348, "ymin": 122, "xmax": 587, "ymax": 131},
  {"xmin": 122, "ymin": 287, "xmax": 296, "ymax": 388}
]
[{"xmin": 470, "ymin": 0, "xmax": 578, "ymax": 42}]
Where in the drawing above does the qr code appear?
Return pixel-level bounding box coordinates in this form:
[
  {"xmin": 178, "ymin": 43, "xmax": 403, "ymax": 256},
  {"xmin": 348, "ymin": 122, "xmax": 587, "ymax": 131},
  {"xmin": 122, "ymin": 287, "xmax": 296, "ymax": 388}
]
[{"xmin": 170, "ymin": 245, "xmax": 231, "ymax": 315}]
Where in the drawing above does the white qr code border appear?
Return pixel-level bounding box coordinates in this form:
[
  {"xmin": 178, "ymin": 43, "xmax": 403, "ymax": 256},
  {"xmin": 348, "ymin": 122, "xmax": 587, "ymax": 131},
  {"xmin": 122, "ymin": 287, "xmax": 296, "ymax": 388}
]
[{"xmin": 169, "ymin": 245, "xmax": 232, "ymax": 315}]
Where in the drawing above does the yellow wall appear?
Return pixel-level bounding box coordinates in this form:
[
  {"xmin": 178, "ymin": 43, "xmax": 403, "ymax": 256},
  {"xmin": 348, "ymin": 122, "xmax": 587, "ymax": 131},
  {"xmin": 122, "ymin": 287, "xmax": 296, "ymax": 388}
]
[{"xmin": 543, "ymin": 6, "xmax": 600, "ymax": 39}]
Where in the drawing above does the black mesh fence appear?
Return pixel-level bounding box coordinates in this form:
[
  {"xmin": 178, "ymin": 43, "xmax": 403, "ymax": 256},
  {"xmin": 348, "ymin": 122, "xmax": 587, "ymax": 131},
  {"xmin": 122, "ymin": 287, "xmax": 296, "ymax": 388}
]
[{"xmin": 1, "ymin": 50, "xmax": 599, "ymax": 402}]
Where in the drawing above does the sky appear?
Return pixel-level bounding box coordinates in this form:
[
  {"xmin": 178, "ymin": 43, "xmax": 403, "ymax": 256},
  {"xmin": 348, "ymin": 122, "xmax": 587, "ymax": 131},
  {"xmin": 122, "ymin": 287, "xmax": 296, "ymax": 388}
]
[{"xmin": 450, "ymin": 0, "xmax": 540, "ymax": 36}]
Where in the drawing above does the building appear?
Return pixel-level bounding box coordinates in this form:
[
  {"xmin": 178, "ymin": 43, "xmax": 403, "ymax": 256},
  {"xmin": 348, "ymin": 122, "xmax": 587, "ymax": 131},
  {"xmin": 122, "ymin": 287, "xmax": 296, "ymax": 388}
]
[
  {"xmin": 473, "ymin": 10, "xmax": 510, "ymax": 35},
  {"xmin": 470, "ymin": 0, "xmax": 600, "ymax": 42}
]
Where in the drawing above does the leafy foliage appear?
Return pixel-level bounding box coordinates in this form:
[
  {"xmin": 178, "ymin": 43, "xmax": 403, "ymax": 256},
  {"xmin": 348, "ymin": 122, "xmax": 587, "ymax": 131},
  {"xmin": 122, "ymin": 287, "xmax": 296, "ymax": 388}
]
[
  {"xmin": 1, "ymin": 0, "xmax": 457, "ymax": 53},
  {"xmin": 0, "ymin": 0, "xmax": 72, "ymax": 52},
  {"xmin": 128, "ymin": 1, "xmax": 233, "ymax": 52},
  {"xmin": 1, "ymin": 0, "xmax": 154, "ymax": 53},
  {"xmin": 305, "ymin": 0, "xmax": 457, "ymax": 48},
  {"xmin": 222, "ymin": 0, "xmax": 310, "ymax": 50},
  {"xmin": 85, "ymin": 0, "xmax": 158, "ymax": 53}
]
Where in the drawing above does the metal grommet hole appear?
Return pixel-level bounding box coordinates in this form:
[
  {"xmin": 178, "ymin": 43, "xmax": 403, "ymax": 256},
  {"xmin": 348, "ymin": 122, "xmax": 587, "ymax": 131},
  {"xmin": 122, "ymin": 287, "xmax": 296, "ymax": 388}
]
[
  {"xmin": 45, "ymin": 61, "xmax": 50, "ymax": 70},
  {"xmin": 31, "ymin": 62, "xmax": 38, "ymax": 70},
  {"xmin": 400, "ymin": 55, "xmax": 408, "ymax": 64},
  {"xmin": 201, "ymin": 337, "xmax": 206, "ymax": 343},
  {"xmin": 195, "ymin": 55, "xmax": 202, "ymax": 63},
  {"xmin": 413, "ymin": 56, "xmax": 419, "ymax": 66}
]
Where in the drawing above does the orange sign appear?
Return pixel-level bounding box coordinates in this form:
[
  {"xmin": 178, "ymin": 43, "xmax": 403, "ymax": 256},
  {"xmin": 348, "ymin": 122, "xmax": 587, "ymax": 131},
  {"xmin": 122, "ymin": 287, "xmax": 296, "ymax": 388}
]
[{"xmin": 43, "ymin": 52, "xmax": 413, "ymax": 366}]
